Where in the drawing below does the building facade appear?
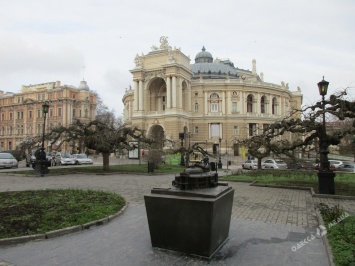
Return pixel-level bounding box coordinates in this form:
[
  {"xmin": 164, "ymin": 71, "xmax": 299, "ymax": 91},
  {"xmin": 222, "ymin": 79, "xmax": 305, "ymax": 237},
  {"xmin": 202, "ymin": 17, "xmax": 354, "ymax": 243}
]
[
  {"xmin": 122, "ymin": 37, "xmax": 303, "ymax": 155},
  {"xmin": 0, "ymin": 80, "xmax": 96, "ymax": 153}
]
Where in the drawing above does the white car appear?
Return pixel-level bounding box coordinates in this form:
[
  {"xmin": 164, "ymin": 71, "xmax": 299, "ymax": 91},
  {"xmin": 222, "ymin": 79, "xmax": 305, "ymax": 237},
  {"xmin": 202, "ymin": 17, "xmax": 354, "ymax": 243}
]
[
  {"xmin": 54, "ymin": 153, "xmax": 76, "ymax": 166},
  {"xmin": 242, "ymin": 160, "xmax": 258, "ymax": 170},
  {"xmin": 0, "ymin": 153, "xmax": 19, "ymax": 169},
  {"xmin": 329, "ymin": 160, "xmax": 344, "ymax": 169},
  {"xmin": 73, "ymin": 154, "xmax": 93, "ymax": 165},
  {"xmin": 262, "ymin": 159, "xmax": 287, "ymax": 170}
]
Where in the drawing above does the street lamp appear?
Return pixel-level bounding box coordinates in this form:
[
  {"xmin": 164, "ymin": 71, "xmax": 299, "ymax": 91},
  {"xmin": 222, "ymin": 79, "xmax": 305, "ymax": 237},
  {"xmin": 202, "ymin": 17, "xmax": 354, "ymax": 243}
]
[
  {"xmin": 317, "ymin": 77, "xmax": 335, "ymax": 194},
  {"xmin": 218, "ymin": 137, "xmax": 222, "ymax": 169},
  {"xmin": 35, "ymin": 101, "xmax": 50, "ymax": 177}
]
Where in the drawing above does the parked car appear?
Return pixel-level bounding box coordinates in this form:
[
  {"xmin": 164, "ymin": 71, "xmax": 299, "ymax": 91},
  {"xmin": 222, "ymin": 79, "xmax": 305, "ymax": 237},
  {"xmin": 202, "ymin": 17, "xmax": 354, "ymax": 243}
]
[
  {"xmin": 73, "ymin": 154, "xmax": 93, "ymax": 165},
  {"xmin": 26, "ymin": 150, "xmax": 36, "ymax": 167},
  {"xmin": 54, "ymin": 153, "xmax": 76, "ymax": 166},
  {"xmin": 0, "ymin": 153, "xmax": 19, "ymax": 169},
  {"xmin": 262, "ymin": 159, "xmax": 287, "ymax": 170},
  {"xmin": 313, "ymin": 163, "xmax": 337, "ymax": 172},
  {"xmin": 242, "ymin": 160, "xmax": 258, "ymax": 170},
  {"xmin": 26, "ymin": 150, "xmax": 52, "ymax": 167},
  {"xmin": 287, "ymin": 160, "xmax": 314, "ymax": 170},
  {"xmin": 337, "ymin": 163, "xmax": 355, "ymax": 173},
  {"xmin": 0, "ymin": 150, "xmax": 25, "ymax": 161},
  {"xmin": 329, "ymin": 160, "xmax": 344, "ymax": 169}
]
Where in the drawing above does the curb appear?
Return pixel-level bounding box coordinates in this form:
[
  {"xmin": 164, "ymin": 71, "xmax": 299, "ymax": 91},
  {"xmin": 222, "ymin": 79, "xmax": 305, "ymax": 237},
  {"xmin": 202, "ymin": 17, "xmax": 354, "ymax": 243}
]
[
  {"xmin": 314, "ymin": 209, "xmax": 335, "ymax": 266},
  {"xmin": 0, "ymin": 203, "xmax": 128, "ymax": 246}
]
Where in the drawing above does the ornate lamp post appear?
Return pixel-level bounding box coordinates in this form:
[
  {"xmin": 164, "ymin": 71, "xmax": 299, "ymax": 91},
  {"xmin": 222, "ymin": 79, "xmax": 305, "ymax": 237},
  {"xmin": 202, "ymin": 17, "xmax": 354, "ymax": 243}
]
[
  {"xmin": 317, "ymin": 77, "xmax": 335, "ymax": 194},
  {"xmin": 218, "ymin": 137, "xmax": 222, "ymax": 169},
  {"xmin": 35, "ymin": 102, "xmax": 50, "ymax": 177}
]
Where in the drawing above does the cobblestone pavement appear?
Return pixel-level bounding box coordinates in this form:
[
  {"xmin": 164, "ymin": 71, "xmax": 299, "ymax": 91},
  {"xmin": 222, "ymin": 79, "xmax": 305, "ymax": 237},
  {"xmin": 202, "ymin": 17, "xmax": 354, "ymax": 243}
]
[{"xmin": 0, "ymin": 172, "xmax": 339, "ymax": 265}]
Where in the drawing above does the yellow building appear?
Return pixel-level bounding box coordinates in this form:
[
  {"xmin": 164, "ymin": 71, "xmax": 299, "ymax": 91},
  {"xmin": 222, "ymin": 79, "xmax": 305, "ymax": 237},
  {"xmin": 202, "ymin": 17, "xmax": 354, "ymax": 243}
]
[
  {"xmin": 0, "ymin": 80, "xmax": 96, "ymax": 153},
  {"xmin": 122, "ymin": 37, "xmax": 303, "ymax": 155}
]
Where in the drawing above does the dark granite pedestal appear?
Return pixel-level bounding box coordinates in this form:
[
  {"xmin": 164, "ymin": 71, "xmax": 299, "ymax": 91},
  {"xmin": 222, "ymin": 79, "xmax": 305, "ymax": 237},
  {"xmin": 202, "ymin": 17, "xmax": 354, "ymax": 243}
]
[{"xmin": 144, "ymin": 185, "xmax": 234, "ymax": 258}]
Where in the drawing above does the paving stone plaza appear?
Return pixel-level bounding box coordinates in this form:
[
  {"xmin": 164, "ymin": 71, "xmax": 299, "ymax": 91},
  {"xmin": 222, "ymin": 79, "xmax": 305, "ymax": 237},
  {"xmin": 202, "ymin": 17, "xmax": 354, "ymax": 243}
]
[{"xmin": 0, "ymin": 171, "xmax": 354, "ymax": 265}]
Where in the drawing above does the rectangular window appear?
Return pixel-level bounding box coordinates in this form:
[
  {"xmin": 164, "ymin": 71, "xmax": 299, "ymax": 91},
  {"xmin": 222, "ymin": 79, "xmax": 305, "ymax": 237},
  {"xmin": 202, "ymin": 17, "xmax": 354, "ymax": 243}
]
[
  {"xmin": 233, "ymin": 126, "xmax": 238, "ymax": 136},
  {"xmin": 9, "ymin": 113, "xmax": 13, "ymax": 120},
  {"xmin": 1, "ymin": 113, "xmax": 4, "ymax": 120},
  {"xmin": 58, "ymin": 107, "xmax": 62, "ymax": 116},
  {"xmin": 73, "ymin": 109, "xmax": 76, "ymax": 117},
  {"xmin": 249, "ymin": 123, "xmax": 257, "ymax": 137},
  {"xmin": 211, "ymin": 103, "xmax": 218, "ymax": 112},
  {"xmin": 29, "ymin": 110, "xmax": 32, "ymax": 119},
  {"xmin": 263, "ymin": 124, "xmax": 269, "ymax": 133},
  {"xmin": 194, "ymin": 127, "xmax": 199, "ymax": 134},
  {"xmin": 49, "ymin": 109, "xmax": 53, "ymax": 117},
  {"xmin": 37, "ymin": 110, "xmax": 41, "ymax": 118},
  {"xmin": 232, "ymin": 102, "xmax": 237, "ymax": 113},
  {"xmin": 194, "ymin": 103, "xmax": 199, "ymax": 112},
  {"xmin": 210, "ymin": 123, "xmax": 220, "ymax": 138}
]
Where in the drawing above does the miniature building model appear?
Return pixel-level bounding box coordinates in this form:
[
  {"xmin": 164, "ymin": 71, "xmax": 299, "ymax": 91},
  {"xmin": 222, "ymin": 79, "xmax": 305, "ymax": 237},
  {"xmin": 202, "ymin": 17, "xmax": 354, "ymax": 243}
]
[{"xmin": 123, "ymin": 37, "xmax": 303, "ymax": 155}]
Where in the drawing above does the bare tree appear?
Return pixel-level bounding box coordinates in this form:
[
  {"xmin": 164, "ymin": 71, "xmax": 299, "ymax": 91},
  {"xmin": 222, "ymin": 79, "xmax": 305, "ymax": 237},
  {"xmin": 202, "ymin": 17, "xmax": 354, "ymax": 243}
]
[
  {"xmin": 49, "ymin": 119, "xmax": 150, "ymax": 171},
  {"xmin": 237, "ymin": 90, "xmax": 355, "ymax": 169}
]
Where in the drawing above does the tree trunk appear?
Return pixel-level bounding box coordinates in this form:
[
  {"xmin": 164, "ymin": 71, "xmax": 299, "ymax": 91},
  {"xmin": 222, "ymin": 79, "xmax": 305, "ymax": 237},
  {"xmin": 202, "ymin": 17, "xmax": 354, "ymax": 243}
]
[{"xmin": 103, "ymin": 152, "xmax": 110, "ymax": 171}]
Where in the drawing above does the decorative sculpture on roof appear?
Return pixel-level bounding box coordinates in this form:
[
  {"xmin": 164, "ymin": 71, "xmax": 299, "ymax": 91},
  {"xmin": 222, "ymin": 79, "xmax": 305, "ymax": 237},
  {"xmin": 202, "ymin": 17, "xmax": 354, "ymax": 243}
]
[
  {"xmin": 160, "ymin": 36, "xmax": 169, "ymax": 49},
  {"xmin": 134, "ymin": 53, "xmax": 143, "ymax": 68},
  {"xmin": 168, "ymin": 47, "xmax": 175, "ymax": 63}
]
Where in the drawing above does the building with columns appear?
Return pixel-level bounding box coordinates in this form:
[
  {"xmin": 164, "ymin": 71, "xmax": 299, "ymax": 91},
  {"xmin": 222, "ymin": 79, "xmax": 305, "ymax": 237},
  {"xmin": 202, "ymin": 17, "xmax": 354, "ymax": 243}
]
[
  {"xmin": 122, "ymin": 37, "xmax": 303, "ymax": 155},
  {"xmin": 0, "ymin": 80, "xmax": 96, "ymax": 153}
]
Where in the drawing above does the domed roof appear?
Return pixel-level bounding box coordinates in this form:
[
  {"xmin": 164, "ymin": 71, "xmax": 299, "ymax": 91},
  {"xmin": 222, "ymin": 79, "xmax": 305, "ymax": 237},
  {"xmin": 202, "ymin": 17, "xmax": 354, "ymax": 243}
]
[
  {"xmin": 191, "ymin": 48, "xmax": 239, "ymax": 79},
  {"xmin": 78, "ymin": 80, "xmax": 90, "ymax": 91},
  {"xmin": 195, "ymin": 46, "xmax": 213, "ymax": 63}
]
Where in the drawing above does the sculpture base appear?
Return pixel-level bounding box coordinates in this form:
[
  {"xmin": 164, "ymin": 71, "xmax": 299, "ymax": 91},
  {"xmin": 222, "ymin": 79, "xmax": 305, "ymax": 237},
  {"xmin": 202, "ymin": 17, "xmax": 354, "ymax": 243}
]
[{"xmin": 144, "ymin": 185, "xmax": 234, "ymax": 258}]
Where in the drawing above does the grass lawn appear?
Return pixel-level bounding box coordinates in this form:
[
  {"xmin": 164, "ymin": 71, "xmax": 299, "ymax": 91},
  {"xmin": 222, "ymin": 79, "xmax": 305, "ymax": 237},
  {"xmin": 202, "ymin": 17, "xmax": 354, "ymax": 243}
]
[
  {"xmin": 326, "ymin": 215, "xmax": 355, "ymax": 266},
  {"xmin": 221, "ymin": 170, "xmax": 355, "ymax": 196},
  {"xmin": 0, "ymin": 189, "xmax": 125, "ymax": 239},
  {"xmin": 317, "ymin": 203, "xmax": 355, "ymax": 266},
  {"xmin": 9, "ymin": 164, "xmax": 186, "ymax": 175}
]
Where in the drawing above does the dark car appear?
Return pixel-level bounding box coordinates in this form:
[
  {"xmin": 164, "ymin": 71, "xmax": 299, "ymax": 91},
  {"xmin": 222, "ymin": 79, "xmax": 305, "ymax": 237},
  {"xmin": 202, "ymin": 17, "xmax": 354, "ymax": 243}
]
[
  {"xmin": 287, "ymin": 161, "xmax": 314, "ymax": 170},
  {"xmin": 313, "ymin": 163, "xmax": 336, "ymax": 172}
]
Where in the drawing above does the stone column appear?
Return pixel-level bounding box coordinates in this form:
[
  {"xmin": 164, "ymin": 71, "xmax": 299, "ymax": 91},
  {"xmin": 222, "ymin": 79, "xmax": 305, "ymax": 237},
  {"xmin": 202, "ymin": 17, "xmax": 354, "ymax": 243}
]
[
  {"xmin": 227, "ymin": 91, "xmax": 231, "ymax": 114},
  {"xmin": 222, "ymin": 91, "xmax": 226, "ymax": 114},
  {"xmin": 178, "ymin": 78, "xmax": 183, "ymax": 109},
  {"xmin": 172, "ymin": 76, "xmax": 177, "ymax": 108},
  {"xmin": 204, "ymin": 91, "xmax": 208, "ymax": 115},
  {"xmin": 133, "ymin": 80, "xmax": 138, "ymax": 112},
  {"xmin": 166, "ymin": 76, "xmax": 171, "ymax": 109},
  {"xmin": 138, "ymin": 80, "xmax": 143, "ymax": 111},
  {"xmin": 188, "ymin": 82, "xmax": 192, "ymax": 112}
]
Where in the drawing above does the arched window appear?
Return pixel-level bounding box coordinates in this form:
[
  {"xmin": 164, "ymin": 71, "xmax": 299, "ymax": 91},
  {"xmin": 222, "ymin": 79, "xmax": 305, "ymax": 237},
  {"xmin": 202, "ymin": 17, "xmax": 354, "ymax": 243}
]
[
  {"xmin": 247, "ymin": 95, "xmax": 253, "ymax": 113},
  {"xmin": 260, "ymin": 96, "xmax": 266, "ymax": 113},
  {"xmin": 272, "ymin": 97, "xmax": 277, "ymax": 115},
  {"xmin": 210, "ymin": 93, "xmax": 219, "ymax": 112}
]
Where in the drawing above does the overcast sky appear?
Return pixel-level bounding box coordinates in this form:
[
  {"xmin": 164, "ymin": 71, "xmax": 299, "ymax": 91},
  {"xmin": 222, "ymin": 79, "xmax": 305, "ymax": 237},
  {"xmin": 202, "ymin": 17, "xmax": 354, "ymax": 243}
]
[{"xmin": 1, "ymin": 0, "xmax": 354, "ymax": 116}]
